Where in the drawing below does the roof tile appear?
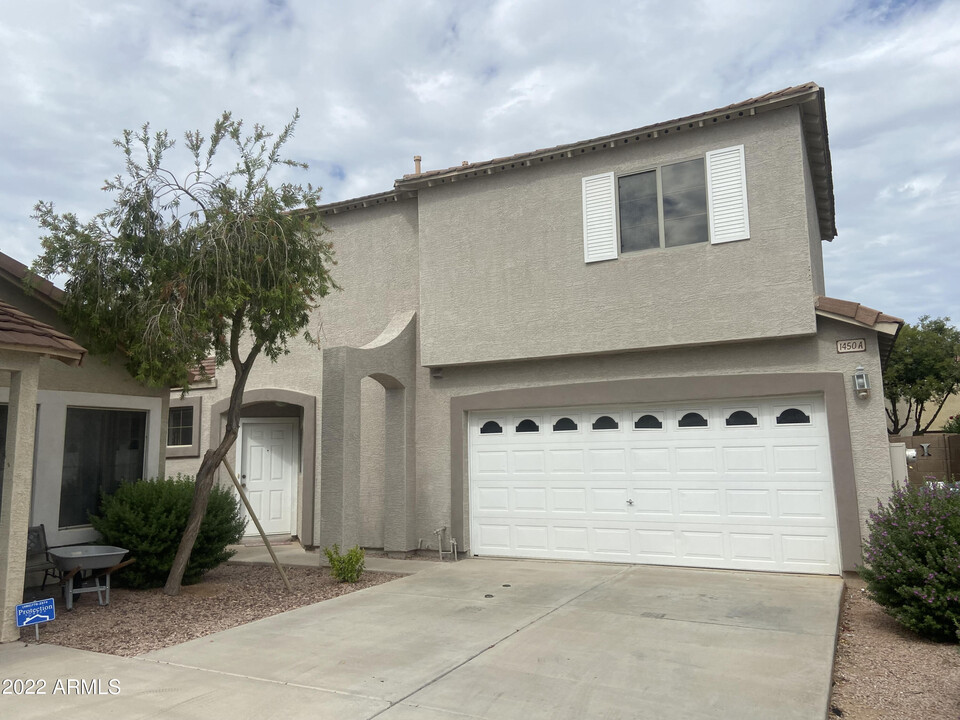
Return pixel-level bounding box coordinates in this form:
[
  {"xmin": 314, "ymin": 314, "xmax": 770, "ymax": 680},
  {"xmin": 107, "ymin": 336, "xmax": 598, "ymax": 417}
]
[{"xmin": 0, "ymin": 299, "xmax": 85, "ymax": 364}]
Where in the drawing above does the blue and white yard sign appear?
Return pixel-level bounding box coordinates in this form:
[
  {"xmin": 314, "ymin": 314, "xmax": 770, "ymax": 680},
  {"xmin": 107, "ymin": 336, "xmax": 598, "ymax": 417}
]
[{"xmin": 16, "ymin": 598, "xmax": 55, "ymax": 627}]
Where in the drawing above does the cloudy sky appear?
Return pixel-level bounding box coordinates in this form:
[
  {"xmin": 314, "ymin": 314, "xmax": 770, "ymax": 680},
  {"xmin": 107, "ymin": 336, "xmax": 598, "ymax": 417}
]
[{"xmin": 1, "ymin": 0, "xmax": 957, "ymax": 325}]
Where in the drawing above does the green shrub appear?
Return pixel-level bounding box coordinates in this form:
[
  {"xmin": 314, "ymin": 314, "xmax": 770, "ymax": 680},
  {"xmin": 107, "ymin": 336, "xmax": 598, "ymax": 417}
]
[
  {"xmin": 90, "ymin": 474, "xmax": 246, "ymax": 589},
  {"xmin": 942, "ymin": 414, "xmax": 960, "ymax": 434},
  {"xmin": 324, "ymin": 544, "xmax": 365, "ymax": 583},
  {"xmin": 859, "ymin": 482, "xmax": 960, "ymax": 641}
]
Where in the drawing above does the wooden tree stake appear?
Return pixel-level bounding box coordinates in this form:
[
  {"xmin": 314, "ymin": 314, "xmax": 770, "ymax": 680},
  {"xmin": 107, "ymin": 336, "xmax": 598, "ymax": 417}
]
[{"xmin": 221, "ymin": 458, "xmax": 293, "ymax": 593}]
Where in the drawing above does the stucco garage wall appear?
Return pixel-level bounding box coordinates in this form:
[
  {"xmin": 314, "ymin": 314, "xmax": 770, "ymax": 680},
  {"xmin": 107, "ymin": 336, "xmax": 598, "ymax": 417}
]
[
  {"xmin": 417, "ymin": 106, "xmax": 820, "ymax": 367},
  {"xmin": 414, "ymin": 316, "xmax": 891, "ymax": 570}
]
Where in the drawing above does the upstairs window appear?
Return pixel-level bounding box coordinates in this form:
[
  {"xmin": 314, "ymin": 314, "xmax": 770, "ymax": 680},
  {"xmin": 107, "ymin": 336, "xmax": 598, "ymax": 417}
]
[
  {"xmin": 619, "ymin": 158, "xmax": 708, "ymax": 252},
  {"xmin": 582, "ymin": 145, "xmax": 749, "ymax": 263}
]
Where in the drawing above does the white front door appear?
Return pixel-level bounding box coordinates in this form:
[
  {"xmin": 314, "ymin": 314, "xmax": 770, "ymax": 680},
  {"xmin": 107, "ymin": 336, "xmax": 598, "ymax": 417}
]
[{"xmin": 239, "ymin": 420, "xmax": 297, "ymax": 536}]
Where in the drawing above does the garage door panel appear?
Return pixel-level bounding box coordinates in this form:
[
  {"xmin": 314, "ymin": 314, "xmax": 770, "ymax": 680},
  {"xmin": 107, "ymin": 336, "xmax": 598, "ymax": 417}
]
[
  {"xmin": 553, "ymin": 526, "xmax": 590, "ymax": 552},
  {"xmin": 781, "ymin": 534, "xmax": 832, "ymax": 566},
  {"xmin": 772, "ymin": 445, "xmax": 822, "ymax": 473},
  {"xmin": 634, "ymin": 529, "xmax": 678, "ymax": 557},
  {"xmin": 592, "ymin": 527, "xmax": 632, "ymax": 555},
  {"xmin": 725, "ymin": 489, "xmax": 773, "ymax": 518},
  {"xmin": 729, "ymin": 533, "xmax": 777, "ymax": 563},
  {"xmin": 469, "ymin": 397, "xmax": 839, "ymax": 574},
  {"xmin": 476, "ymin": 451, "xmax": 508, "ymax": 474},
  {"xmin": 777, "ymin": 489, "xmax": 829, "ymax": 520},
  {"xmin": 515, "ymin": 525, "xmax": 549, "ymax": 551},
  {"xmin": 591, "ymin": 487, "xmax": 630, "ymax": 513},
  {"xmin": 476, "ymin": 523, "xmax": 511, "ymax": 550},
  {"xmin": 587, "ymin": 448, "xmax": 627, "ymax": 473},
  {"xmin": 476, "ymin": 487, "xmax": 509, "ymax": 512},
  {"xmin": 677, "ymin": 489, "xmax": 722, "ymax": 516},
  {"xmin": 552, "ymin": 488, "xmax": 587, "ymax": 512},
  {"xmin": 675, "ymin": 447, "xmax": 720, "ymax": 472},
  {"xmin": 513, "ymin": 487, "xmax": 547, "ymax": 512},
  {"xmin": 512, "ymin": 450, "xmax": 546, "ymax": 473},
  {"xmin": 549, "ymin": 449, "xmax": 585, "ymax": 473},
  {"xmin": 722, "ymin": 446, "xmax": 768, "ymax": 472},
  {"xmin": 630, "ymin": 448, "xmax": 671, "ymax": 472},
  {"xmin": 633, "ymin": 488, "xmax": 673, "ymax": 515},
  {"xmin": 679, "ymin": 530, "xmax": 725, "ymax": 560}
]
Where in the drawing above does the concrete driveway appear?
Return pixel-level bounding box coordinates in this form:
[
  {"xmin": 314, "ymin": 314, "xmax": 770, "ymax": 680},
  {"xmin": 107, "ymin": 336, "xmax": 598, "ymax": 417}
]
[{"xmin": 0, "ymin": 559, "xmax": 842, "ymax": 719}]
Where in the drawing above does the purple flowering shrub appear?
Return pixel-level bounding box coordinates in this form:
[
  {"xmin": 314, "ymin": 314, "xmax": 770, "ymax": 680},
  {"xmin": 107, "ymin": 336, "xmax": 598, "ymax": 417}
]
[{"xmin": 859, "ymin": 482, "xmax": 960, "ymax": 641}]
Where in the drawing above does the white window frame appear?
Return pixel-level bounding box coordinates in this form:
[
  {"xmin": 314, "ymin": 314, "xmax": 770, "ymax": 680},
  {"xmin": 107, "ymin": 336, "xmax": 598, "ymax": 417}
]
[
  {"xmin": 582, "ymin": 145, "xmax": 749, "ymax": 263},
  {"xmin": 166, "ymin": 396, "xmax": 202, "ymax": 458}
]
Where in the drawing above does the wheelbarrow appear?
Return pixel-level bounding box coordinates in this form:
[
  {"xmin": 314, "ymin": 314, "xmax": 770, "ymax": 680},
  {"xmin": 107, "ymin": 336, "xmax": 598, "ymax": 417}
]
[{"xmin": 47, "ymin": 546, "xmax": 133, "ymax": 610}]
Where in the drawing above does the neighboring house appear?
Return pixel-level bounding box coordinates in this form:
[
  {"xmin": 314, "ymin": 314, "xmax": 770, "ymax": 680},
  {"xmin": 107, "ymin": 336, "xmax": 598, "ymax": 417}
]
[
  {"xmin": 167, "ymin": 82, "xmax": 900, "ymax": 578},
  {"xmin": 888, "ymin": 392, "xmax": 960, "ymax": 435},
  {"xmin": 0, "ymin": 252, "xmax": 167, "ymax": 641},
  {"xmin": 937, "ymin": 393, "xmax": 960, "ymax": 431}
]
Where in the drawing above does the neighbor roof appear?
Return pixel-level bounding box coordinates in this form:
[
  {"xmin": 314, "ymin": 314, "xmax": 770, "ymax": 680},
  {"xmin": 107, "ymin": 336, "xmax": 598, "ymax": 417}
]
[
  {"xmin": 0, "ymin": 299, "xmax": 85, "ymax": 366},
  {"xmin": 0, "ymin": 252, "xmax": 64, "ymax": 308}
]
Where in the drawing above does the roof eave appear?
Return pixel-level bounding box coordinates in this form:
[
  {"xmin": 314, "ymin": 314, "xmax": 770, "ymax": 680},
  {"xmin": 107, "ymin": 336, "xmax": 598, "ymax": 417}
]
[
  {"xmin": 0, "ymin": 341, "xmax": 85, "ymax": 366},
  {"xmin": 0, "ymin": 252, "xmax": 65, "ymax": 309}
]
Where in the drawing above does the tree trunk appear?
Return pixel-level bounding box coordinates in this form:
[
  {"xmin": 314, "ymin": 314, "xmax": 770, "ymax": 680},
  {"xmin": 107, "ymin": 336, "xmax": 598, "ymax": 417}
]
[
  {"xmin": 162, "ymin": 435, "xmax": 237, "ymax": 595},
  {"xmin": 164, "ymin": 327, "xmax": 262, "ymax": 596}
]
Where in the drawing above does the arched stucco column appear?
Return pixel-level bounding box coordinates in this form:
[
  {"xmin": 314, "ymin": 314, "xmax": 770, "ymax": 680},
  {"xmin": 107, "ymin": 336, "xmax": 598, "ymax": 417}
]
[
  {"xmin": 210, "ymin": 389, "xmax": 316, "ymax": 545},
  {"xmin": 320, "ymin": 312, "xmax": 417, "ymax": 553}
]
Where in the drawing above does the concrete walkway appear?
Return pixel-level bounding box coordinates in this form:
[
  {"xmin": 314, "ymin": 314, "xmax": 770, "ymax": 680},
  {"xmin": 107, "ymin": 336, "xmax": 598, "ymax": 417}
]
[
  {"xmin": 0, "ymin": 560, "xmax": 842, "ymax": 719},
  {"xmin": 226, "ymin": 542, "xmax": 439, "ymax": 574}
]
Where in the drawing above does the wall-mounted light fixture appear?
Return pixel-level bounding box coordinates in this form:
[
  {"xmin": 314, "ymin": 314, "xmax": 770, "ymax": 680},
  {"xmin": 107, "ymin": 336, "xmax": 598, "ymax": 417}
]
[{"xmin": 853, "ymin": 365, "xmax": 870, "ymax": 399}]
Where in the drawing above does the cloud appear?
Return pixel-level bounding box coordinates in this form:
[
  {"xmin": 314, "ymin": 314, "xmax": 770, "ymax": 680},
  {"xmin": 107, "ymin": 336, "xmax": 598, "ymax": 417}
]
[{"xmin": 0, "ymin": 0, "xmax": 957, "ymax": 325}]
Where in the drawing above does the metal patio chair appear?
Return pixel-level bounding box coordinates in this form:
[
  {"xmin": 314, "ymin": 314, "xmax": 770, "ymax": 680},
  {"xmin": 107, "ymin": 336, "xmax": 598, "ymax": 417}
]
[{"xmin": 25, "ymin": 524, "xmax": 61, "ymax": 591}]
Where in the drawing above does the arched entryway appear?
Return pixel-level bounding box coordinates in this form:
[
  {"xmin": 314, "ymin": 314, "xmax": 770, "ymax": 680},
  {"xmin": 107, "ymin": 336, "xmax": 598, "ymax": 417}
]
[
  {"xmin": 209, "ymin": 389, "xmax": 316, "ymax": 545},
  {"xmin": 320, "ymin": 312, "xmax": 417, "ymax": 554}
]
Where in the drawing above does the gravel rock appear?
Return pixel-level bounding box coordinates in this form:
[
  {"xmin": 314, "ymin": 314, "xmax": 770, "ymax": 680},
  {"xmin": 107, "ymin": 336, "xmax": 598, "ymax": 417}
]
[
  {"xmin": 21, "ymin": 563, "xmax": 398, "ymax": 657},
  {"xmin": 830, "ymin": 577, "xmax": 960, "ymax": 719}
]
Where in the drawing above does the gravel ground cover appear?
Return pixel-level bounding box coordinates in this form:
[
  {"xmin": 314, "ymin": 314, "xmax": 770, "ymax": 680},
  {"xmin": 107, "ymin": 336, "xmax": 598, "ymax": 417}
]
[
  {"xmin": 830, "ymin": 576, "xmax": 960, "ymax": 719},
  {"xmin": 21, "ymin": 563, "xmax": 398, "ymax": 657}
]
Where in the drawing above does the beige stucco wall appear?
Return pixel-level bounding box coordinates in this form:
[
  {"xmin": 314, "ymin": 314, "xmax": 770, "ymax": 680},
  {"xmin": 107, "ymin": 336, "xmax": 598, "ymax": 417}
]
[
  {"xmin": 417, "ymin": 105, "xmax": 821, "ymax": 367},
  {"xmin": 166, "ymin": 200, "xmax": 420, "ymax": 543},
  {"xmin": 413, "ymin": 315, "xmax": 892, "ymax": 562}
]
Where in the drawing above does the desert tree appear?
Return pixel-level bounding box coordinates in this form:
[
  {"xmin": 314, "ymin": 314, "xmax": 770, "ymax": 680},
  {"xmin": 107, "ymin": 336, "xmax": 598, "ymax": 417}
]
[
  {"xmin": 884, "ymin": 316, "xmax": 960, "ymax": 435},
  {"xmin": 32, "ymin": 111, "xmax": 336, "ymax": 594}
]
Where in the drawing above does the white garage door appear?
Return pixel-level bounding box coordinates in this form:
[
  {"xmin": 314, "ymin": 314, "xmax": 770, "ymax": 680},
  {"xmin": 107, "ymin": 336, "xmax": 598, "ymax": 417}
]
[{"xmin": 468, "ymin": 396, "xmax": 839, "ymax": 574}]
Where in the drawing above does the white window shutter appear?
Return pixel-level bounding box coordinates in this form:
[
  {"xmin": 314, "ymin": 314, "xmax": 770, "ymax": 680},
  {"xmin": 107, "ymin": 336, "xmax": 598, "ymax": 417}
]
[
  {"xmin": 706, "ymin": 145, "xmax": 750, "ymax": 244},
  {"xmin": 582, "ymin": 172, "xmax": 618, "ymax": 263}
]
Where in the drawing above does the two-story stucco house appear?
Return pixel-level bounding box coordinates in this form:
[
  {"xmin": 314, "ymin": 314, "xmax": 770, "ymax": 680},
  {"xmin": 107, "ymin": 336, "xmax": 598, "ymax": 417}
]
[{"xmin": 166, "ymin": 82, "xmax": 900, "ymax": 577}]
